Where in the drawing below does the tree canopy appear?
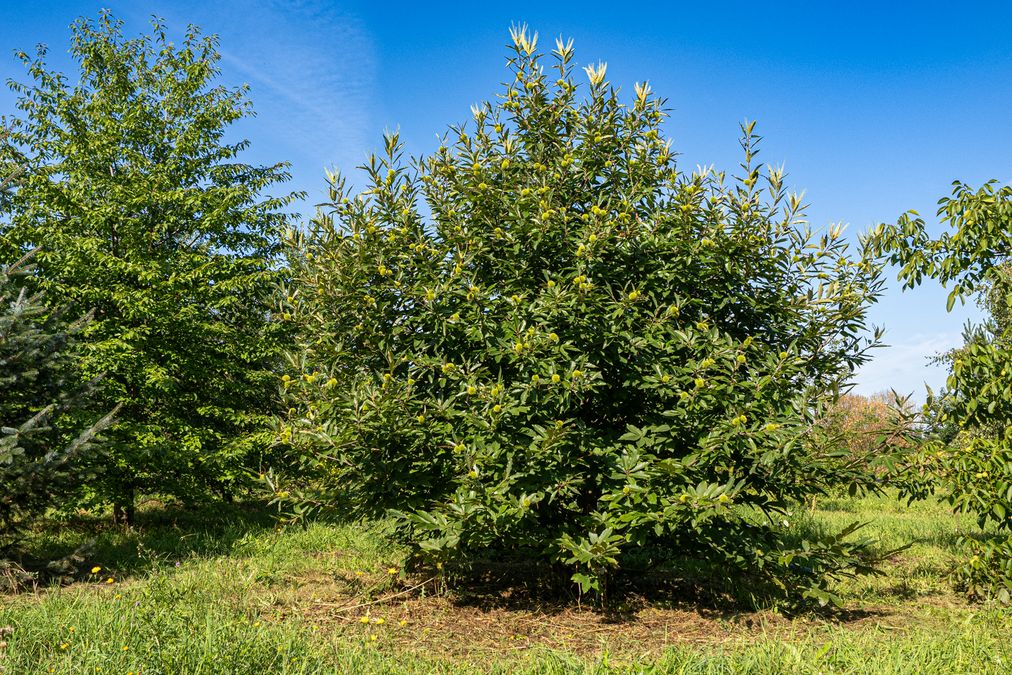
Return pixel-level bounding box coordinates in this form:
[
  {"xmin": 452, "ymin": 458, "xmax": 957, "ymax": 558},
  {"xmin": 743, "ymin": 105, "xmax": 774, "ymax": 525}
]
[{"xmin": 0, "ymin": 12, "xmax": 299, "ymax": 517}]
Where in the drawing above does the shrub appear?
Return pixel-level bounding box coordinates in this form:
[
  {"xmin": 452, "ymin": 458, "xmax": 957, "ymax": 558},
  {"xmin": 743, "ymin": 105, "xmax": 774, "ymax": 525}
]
[{"xmin": 278, "ymin": 28, "xmax": 887, "ymax": 605}]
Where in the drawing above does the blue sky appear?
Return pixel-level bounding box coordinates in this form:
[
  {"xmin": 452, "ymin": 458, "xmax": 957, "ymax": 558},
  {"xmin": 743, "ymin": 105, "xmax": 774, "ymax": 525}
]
[{"xmin": 4, "ymin": 1, "xmax": 1010, "ymax": 399}]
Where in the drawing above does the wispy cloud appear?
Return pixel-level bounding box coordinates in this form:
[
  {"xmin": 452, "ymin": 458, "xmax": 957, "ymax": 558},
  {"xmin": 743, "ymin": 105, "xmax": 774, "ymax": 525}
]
[
  {"xmin": 213, "ymin": 0, "xmax": 377, "ymax": 166},
  {"xmin": 109, "ymin": 0, "xmax": 378, "ymax": 202}
]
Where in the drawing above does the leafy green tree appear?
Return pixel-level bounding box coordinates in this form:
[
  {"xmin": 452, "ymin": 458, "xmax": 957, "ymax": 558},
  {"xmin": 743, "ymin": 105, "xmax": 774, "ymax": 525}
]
[
  {"xmin": 277, "ymin": 28, "xmax": 888, "ymax": 605},
  {"xmin": 1, "ymin": 12, "xmax": 299, "ymax": 520},
  {"xmin": 871, "ymin": 181, "xmax": 1012, "ymax": 600},
  {"xmin": 1, "ymin": 160, "xmax": 114, "ymax": 554}
]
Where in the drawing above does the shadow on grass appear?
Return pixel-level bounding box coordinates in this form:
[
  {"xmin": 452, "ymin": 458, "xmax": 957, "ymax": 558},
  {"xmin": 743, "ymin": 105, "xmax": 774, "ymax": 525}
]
[
  {"xmin": 12, "ymin": 500, "xmax": 280, "ymax": 585},
  {"xmin": 416, "ymin": 553, "xmax": 890, "ymax": 626},
  {"xmin": 922, "ymin": 525, "xmax": 1006, "ymax": 553},
  {"xmin": 407, "ymin": 508, "xmax": 916, "ymax": 625}
]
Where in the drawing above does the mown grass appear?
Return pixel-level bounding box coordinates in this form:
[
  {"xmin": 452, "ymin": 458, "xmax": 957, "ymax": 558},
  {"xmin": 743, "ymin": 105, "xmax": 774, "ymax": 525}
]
[{"xmin": 1, "ymin": 494, "xmax": 1011, "ymax": 673}]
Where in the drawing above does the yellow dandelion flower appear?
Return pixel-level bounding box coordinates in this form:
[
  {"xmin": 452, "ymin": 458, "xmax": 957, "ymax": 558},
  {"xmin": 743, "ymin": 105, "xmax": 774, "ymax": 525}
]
[
  {"xmin": 548, "ymin": 332, "xmax": 559, "ymax": 342},
  {"xmin": 121, "ymin": 645, "xmax": 129, "ymax": 652},
  {"xmin": 373, "ymin": 618, "xmax": 385, "ymax": 625},
  {"xmin": 718, "ymin": 494, "xmax": 730, "ymax": 504},
  {"xmin": 492, "ymin": 404, "xmax": 502, "ymax": 413},
  {"xmin": 661, "ymin": 374, "xmax": 671, "ymax": 383},
  {"xmin": 547, "ymin": 280, "xmax": 556, "ymax": 288},
  {"xmin": 90, "ymin": 566, "xmax": 102, "ymax": 574},
  {"xmin": 627, "ymin": 290, "xmax": 640, "ymax": 301},
  {"xmin": 106, "ymin": 577, "xmax": 115, "ymax": 584},
  {"xmin": 571, "ymin": 369, "xmax": 583, "ymax": 378},
  {"xmin": 399, "ymin": 619, "xmax": 408, "ymax": 627},
  {"xmin": 387, "ymin": 567, "xmax": 398, "ymax": 575},
  {"xmin": 359, "ymin": 616, "xmax": 370, "ymax": 624},
  {"xmin": 370, "ymin": 634, "xmax": 378, "ymax": 642},
  {"xmin": 454, "ymin": 443, "xmax": 465, "ymax": 452},
  {"xmin": 467, "ymin": 385, "xmax": 477, "ymax": 395},
  {"xmin": 551, "ymin": 374, "xmax": 561, "ymax": 384},
  {"xmin": 60, "ymin": 643, "xmax": 69, "ymax": 650}
]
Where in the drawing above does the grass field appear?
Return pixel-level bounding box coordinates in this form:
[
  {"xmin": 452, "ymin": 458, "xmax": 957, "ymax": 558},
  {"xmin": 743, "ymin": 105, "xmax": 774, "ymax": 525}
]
[{"xmin": 1, "ymin": 493, "xmax": 1010, "ymax": 674}]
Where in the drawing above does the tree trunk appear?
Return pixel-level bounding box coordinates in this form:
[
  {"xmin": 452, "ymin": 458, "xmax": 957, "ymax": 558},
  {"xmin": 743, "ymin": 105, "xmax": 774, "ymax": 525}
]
[{"xmin": 112, "ymin": 488, "xmax": 135, "ymax": 526}]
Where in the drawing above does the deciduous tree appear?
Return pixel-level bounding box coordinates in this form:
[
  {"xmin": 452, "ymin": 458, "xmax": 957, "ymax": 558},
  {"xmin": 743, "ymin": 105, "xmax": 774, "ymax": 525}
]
[{"xmin": 1, "ymin": 12, "xmax": 299, "ymax": 519}]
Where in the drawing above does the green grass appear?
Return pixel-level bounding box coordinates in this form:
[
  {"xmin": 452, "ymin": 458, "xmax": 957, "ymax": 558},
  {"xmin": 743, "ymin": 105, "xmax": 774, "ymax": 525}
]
[{"xmin": 1, "ymin": 495, "xmax": 1011, "ymax": 673}]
